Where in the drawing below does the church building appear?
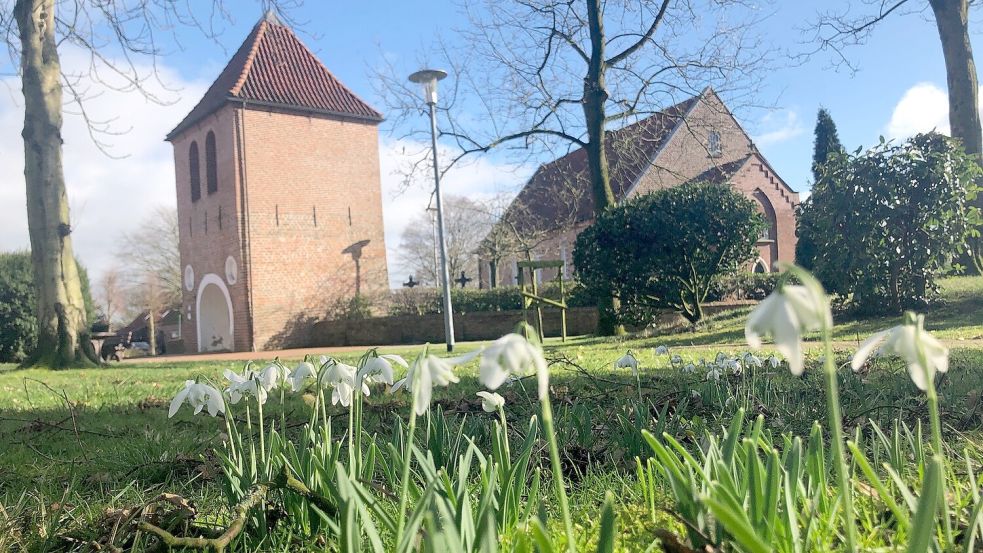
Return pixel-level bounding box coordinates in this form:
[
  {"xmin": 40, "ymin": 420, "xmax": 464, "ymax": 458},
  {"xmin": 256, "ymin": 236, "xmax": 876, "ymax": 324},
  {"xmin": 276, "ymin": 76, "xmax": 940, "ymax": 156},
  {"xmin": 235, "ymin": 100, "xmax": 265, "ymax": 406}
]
[
  {"xmin": 167, "ymin": 13, "xmax": 389, "ymax": 352},
  {"xmin": 480, "ymin": 88, "xmax": 799, "ymax": 287}
]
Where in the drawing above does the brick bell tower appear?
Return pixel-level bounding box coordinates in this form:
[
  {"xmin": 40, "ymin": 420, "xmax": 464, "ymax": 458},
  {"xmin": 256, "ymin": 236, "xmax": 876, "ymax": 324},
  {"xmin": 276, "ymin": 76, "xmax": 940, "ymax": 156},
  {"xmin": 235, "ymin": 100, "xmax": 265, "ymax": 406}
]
[{"xmin": 166, "ymin": 12, "xmax": 389, "ymax": 353}]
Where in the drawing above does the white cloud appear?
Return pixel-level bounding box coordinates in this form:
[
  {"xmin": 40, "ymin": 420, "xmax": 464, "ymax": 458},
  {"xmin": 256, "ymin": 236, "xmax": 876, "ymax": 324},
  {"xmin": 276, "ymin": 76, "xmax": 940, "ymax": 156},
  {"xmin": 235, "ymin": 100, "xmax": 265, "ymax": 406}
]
[
  {"xmin": 379, "ymin": 141, "xmax": 532, "ymax": 288},
  {"xmin": 885, "ymin": 82, "xmax": 951, "ymax": 139},
  {"xmin": 752, "ymin": 109, "xmax": 804, "ymax": 146},
  {"xmin": 0, "ymin": 48, "xmax": 207, "ymax": 285}
]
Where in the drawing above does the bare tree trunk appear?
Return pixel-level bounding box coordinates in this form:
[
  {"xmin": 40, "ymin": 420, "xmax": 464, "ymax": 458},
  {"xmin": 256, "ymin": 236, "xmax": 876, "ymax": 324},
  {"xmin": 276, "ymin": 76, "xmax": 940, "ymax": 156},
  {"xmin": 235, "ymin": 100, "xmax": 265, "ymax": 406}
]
[
  {"xmin": 15, "ymin": 0, "xmax": 97, "ymax": 368},
  {"xmin": 584, "ymin": 0, "xmax": 624, "ymax": 335},
  {"xmin": 148, "ymin": 306, "xmax": 157, "ymax": 357},
  {"xmin": 929, "ymin": 0, "xmax": 983, "ymax": 271}
]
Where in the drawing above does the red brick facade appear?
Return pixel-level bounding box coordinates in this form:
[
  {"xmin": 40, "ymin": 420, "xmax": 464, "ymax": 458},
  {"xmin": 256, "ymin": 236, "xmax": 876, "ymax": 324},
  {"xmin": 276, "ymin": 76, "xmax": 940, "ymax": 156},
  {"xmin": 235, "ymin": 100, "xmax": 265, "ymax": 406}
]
[
  {"xmin": 481, "ymin": 89, "xmax": 799, "ymax": 286},
  {"xmin": 168, "ymin": 16, "xmax": 388, "ymax": 352}
]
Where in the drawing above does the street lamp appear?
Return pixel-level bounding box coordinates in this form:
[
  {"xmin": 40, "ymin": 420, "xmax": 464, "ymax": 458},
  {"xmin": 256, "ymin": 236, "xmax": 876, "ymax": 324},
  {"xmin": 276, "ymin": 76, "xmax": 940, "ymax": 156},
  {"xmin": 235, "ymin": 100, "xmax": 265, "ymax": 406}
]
[{"xmin": 409, "ymin": 68, "xmax": 455, "ymax": 352}]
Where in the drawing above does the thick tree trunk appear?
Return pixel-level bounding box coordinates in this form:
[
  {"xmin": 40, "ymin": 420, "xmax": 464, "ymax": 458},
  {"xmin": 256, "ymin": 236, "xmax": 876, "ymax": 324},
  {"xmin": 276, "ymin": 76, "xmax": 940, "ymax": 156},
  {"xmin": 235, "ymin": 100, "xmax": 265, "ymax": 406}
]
[
  {"xmin": 584, "ymin": 0, "xmax": 624, "ymax": 336},
  {"xmin": 929, "ymin": 0, "xmax": 983, "ymax": 271},
  {"xmin": 15, "ymin": 0, "xmax": 97, "ymax": 368}
]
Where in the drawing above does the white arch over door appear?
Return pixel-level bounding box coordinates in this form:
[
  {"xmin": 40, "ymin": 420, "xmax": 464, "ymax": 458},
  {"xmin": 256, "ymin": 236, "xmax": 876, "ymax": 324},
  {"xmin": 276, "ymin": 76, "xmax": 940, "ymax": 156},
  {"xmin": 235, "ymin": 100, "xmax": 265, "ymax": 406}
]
[{"xmin": 196, "ymin": 273, "xmax": 234, "ymax": 352}]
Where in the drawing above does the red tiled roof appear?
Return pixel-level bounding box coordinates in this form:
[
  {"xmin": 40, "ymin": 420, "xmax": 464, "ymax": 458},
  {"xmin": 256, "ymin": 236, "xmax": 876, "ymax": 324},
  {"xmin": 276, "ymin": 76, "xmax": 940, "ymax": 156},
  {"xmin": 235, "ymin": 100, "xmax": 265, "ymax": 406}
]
[
  {"xmin": 502, "ymin": 94, "xmax": 698, "ymax": 231},
  {"xmin": 167, "ymin": 14, "xmax": 382, "ymax": 140}
]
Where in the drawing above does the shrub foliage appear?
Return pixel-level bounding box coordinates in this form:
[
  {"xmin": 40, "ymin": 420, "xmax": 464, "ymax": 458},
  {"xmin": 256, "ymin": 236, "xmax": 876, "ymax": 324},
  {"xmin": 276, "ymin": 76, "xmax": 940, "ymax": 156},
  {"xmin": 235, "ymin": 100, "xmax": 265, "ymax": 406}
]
[
  {"xmin": 0, "ymin": 251, "xmax": 95, "ymax": 363},
  {"xmin": 798, "ymin": 132, "xmax": 981, "ymax": 313},
  {"xmin": 573, "ymin": 181, "xmax": 765, "ymax": 324}
]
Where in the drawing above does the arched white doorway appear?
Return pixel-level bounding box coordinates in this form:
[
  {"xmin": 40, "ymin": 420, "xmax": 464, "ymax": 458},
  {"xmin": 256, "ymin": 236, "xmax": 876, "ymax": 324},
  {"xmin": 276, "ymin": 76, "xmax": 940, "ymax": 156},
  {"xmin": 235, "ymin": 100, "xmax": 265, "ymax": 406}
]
[{"xmin": 196, "ymin": 273, "xmax": 233, "ymax": 352}]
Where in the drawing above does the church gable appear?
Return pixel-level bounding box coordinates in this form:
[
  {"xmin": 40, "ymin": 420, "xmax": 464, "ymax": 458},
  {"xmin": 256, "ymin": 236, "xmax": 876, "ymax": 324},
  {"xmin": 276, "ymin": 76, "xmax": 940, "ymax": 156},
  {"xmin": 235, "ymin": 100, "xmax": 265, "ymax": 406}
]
[{"xmin": 626, "ymin": 89, "xmax": 756, "ymax": 199}]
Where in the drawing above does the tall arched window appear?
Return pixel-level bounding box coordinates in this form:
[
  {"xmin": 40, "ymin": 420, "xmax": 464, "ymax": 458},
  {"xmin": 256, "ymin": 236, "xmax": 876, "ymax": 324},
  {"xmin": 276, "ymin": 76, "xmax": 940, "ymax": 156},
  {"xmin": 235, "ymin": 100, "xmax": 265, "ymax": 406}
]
[
  {"xmin": 707, "ymin": 130, "xmax": 722, "ymax": 157},
  {"xmin": 752, "ymin": 190, "xmax": 778, "ymax": 241},
  {"xmin": 205, "ymin": 131, "xmax": 218, "ymax": 195},
  {"xmin": 189, "ymin": 141, "xmax": 201, "ymax": 202}
]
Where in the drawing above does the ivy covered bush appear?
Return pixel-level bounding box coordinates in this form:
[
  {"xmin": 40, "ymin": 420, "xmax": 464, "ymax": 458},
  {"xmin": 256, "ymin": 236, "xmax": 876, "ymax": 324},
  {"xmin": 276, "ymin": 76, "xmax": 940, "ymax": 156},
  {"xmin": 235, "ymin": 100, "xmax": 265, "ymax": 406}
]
[
  {"xmin": 798, "ymin": 132, "xmax": 981, "ymax": 314},
  {"xmin": 574, "ymin": 181, "xmax": 765, "ymax": 325},
  {"xmin": 386, "ymin": 282, "xmax": 593, "ymax": 317}
]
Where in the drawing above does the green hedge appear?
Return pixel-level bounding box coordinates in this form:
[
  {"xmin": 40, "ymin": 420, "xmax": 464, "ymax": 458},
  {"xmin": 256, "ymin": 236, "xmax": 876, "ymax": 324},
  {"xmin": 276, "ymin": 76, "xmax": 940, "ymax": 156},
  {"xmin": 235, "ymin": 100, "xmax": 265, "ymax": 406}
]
[
  {"xmin": 707, "ymin": 272, "xmax": 780, "ymax": 302},
  {"xmin": 387, "ymin": 282, "xmax": 593, "ymax": 316}
]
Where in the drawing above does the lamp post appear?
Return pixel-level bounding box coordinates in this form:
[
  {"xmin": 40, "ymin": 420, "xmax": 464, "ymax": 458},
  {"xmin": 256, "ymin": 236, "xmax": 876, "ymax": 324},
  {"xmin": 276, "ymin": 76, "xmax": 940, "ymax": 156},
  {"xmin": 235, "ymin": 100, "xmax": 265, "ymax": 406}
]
[{"xmin": 409, "ymin": 68, "xmax": 455, "ymax": 351}]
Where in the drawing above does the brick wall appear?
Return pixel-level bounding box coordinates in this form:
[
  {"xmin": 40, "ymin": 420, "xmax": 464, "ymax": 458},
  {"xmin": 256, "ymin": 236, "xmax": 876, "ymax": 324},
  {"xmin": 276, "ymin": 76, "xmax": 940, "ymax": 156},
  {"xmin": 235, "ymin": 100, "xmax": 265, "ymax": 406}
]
[{"xmin": 307, "ymin": 301, "xmax": 753, "ymax": 347}]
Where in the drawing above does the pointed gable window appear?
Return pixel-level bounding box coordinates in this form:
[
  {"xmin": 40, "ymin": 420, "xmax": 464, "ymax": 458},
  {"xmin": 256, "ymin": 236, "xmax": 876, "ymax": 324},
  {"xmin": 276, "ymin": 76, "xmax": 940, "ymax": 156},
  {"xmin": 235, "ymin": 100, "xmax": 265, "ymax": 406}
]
[
  {"xmin": 708, "ymin": 130, "xmax": 722, "ymax": 157},
  {"xmin": 205, "ymin": 131, "xmax": 218, "ymax": 195},
  {"xmin": 189, "ymin": 141, "xmax": 201, "ymax": 202}
]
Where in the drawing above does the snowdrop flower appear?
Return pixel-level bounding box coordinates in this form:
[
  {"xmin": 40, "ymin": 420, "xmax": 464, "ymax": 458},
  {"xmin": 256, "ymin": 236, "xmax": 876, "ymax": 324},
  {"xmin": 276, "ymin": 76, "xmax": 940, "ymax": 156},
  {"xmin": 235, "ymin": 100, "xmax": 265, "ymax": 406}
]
[
  {"xmin": 319, "ymin": 361, "xmax": 358, "ymax": 407},
  {"xmin": 357, "ymin": 354, "xmax": 406, "ymax": 387},
  {"xmin": 725, "ymin": 396, "xmax": 736, "ymax": 408},
  {"xmin": 224, "ymin": 369, "xmax": 268, "ymax": 405},
  {"xmin": 706, "ymin": 366, "xmax": 722, "ymax": 381},
  {"xmin": 615, "ymin": 351, "xmax": 639, "ymax": 374},
  {"xmin": 479, "ymin": 334, "xmax": 549, "ymax": 399},
  {"xmin": 258, "ymin": 363, "xmax": 290, "ymax": 391},
  {"xmin": 715, "ymin": 352, "xmax": 728, "ymax": 364},
  {"xmin": 725, "ymin": 358, "xmax": 742, "ymax": 375},
  {"xmin": 682, "ymin": 362, "xmax": 696, "ymax": 374},
  {"xmin": 690, "ymin": 390, "xmax": 702, "ymax": 401},
  {"xmin": 393, "ymin": 353, "xmax": 476, "ymax": 415},
  {"xmin": 169, "ymin": 380, "xmax": 225, "ymax": 418},
  {"xmin": 477, "ymin": 391, "xmax": 505, "ymax": 413},
  {"xmin": 288, "ymin": 362, "xmax": 316, "ymax": 392},
  {"xmin": 745, "ymin": 284, "xmax": 831, "ymax": 376},
  {"xmin": 851, "ymin": 313, "xmax": 949, "ymax": 391},
  {"xmin": 767, "ymin": 355, "xmax": 781, "ymax": 369},
  {"xmin": 742, "ymin": 353, "xmax": 763, "ymax": 368},
  {"xmin": 654, "ymin": 345, "xmax": 669, "ymax": 355}
]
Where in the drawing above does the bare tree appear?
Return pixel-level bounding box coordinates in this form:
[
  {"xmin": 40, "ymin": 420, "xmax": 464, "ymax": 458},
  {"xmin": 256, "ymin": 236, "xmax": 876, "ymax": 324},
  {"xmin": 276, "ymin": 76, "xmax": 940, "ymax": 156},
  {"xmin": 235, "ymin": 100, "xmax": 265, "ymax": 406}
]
[
  {"xmin": 119, "ymin": 206, "xmax": 182, "ymax": 309},
  {"xmin": 397, "ymin": 196, "xmax": 496, "ymax": 286},
  {"xmin": 95, "ymin": 266, "xmax": 125, "ymax": 327},
  {"xmin": 376, "ymin": 0, "xmax": 770, "ymax": 333},
  {"xmin": 805, "ymin": 0, "xmax": 983, "ymax": 271},
  {"xmin": 1, "ymin": 0, "xmax": 301, "ymax": 367}
]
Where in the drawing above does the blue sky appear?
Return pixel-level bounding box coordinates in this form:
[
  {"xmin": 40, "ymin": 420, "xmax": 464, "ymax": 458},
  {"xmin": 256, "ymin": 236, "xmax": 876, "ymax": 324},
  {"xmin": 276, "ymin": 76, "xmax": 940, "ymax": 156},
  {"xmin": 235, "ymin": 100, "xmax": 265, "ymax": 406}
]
[{"xmin": 0, "ymin": 1, "xmax": 975, "ymax": 288}]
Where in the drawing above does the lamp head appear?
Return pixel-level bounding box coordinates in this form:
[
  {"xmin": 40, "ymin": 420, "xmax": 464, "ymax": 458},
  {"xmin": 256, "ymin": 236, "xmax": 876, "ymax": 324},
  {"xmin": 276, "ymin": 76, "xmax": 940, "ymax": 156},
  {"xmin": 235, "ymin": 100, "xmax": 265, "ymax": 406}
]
[{"xmin": 408, "ymin": 69, "xmax": 448, "ymax": 104}]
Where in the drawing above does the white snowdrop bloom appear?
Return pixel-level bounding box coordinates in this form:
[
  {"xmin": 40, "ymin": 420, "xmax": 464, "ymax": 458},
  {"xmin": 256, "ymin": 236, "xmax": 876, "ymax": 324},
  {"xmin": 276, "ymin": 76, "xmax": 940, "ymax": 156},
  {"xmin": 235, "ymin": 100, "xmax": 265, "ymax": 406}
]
[
  {"xmin": 715, "ymin": 352, "xmax": 728, "ymax": 364},
  {"xmin": 288, "ymin": 362, "xmax": 316, "ymax": 392},
  {"xmin": 851, "ymin": 313, "xmax": 949, "ymax": 392},
  {"xmin": 690, "ymin": 390, "xmax": 702, "ymax": 401},
  {"xmin": 258, "ymin": 363, "xmax": 289, "ymax": 391},
  {"xmin": 224, "ymin": 369, "xmax": 268, "ymax": 405},
  {"xmin": 745, "ymin": 284, "xmax": 831, "ymax": 376},
  {"xmin": 742, "ymin": 353, "xmax": 763, "ymax": 368},
  {"xmin": 682, "ymin": 362, "xmax": 696, "ymax": 374},
  {"xmin": 725, "ymin": 359, "xmax": 742, "ymax": 375},
  {"xmin": 670, "ymin": 353, "xmax": 683, "ymax": 365},
  {"xmin": 319, "ymin": 361, "xmax": 358, "ymax": 407},
  {"xmin": 169, "ymin": 380, "xmax": 225, "ymax": 418},
  {"xmin": 654, "ymin": 345, "xmax": 669, "ymax": 355},
  {"xmin": 706, "ymin": 366, "xmax": 723, "ymax": 381},
  {"xmin": 725, "ymin": 396, "xmax": 736, "ymax": 408},
  {"xmin": 615, "ymin": 351, "xmax": 639, "ymax": 374},
  {"xmin": 767, "ymin": 355, "xmax": 781, "ymax": 369},
  {"xmin": 477, "ymin": 391, "xmax": 506, "ymax": 413},
  {"xmin": 479, "ymin": 334, "xmax": 549, "ymax": 399},
  {"xmin": 392, "ymin": 353, "xmax": 474, "ymax": 415},
  {"xmin": 358, "ymin": 354, "xmax": 405, "ymax": 387}
]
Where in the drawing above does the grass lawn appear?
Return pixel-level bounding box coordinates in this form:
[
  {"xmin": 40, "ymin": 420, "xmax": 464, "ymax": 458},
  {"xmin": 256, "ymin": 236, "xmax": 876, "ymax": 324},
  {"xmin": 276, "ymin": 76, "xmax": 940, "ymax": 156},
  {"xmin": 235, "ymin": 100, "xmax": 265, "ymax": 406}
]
[{"xmin": 1, "ymin": 276, "xmax": 981, "ymax": 551}]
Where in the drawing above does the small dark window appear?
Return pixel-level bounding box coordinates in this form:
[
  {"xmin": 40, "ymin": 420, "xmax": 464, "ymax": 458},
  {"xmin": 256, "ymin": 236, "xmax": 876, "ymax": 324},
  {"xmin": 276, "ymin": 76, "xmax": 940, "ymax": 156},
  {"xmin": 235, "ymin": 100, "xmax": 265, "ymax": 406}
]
[
  {"xmin": 205, "ymin": 131, "xmax": 218, "ymax": 195},
  {"xmin": 708, "ymin": 131, "xmax": 722, "ymax": 157},
  {"xmin": 189, "ymin": 141, "xmax": 201, "ymax": 202}
]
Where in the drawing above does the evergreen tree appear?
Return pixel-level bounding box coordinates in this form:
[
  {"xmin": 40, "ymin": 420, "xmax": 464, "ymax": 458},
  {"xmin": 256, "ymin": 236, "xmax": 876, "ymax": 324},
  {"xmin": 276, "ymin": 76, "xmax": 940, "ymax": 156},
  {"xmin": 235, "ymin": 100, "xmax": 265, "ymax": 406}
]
[{"xmin": 798, "ymin": 108, "xmax": 845, "ymax": 269}]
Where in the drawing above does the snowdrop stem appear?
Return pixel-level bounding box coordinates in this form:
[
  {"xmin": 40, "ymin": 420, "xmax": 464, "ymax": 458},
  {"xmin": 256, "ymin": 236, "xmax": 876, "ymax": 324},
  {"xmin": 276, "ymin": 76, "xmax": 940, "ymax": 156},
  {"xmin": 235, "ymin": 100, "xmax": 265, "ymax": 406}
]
[
  {"xmin": 257, "ymin": 397, "xmax": 266, "ymax": 469},
  {"xmin": 541, "ymin": 395, "xmax": 576, "ymax": 552},
  {"xmin": 395, "ymin": 371, "xmax": 420, "ymax": 545},
  {"xmin": 347, "ymin": 396, "xmax": 355, "ymax": 471},
  {"xmin": 821, "ymin": 326, "xmax": 857, "ymax": 552},
  {"xmin": 914, "ymin": 323, "xmax": 953, "ymax": 544},
  {"xmin": 497, "ymin": 407, "xmax": 511, "ymax": 462}
]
